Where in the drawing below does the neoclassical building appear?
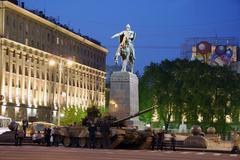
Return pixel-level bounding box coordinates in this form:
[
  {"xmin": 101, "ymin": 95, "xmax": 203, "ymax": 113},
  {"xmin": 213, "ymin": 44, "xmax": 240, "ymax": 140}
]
[{"xmin": 0, "ymin": 1, "xmax": 108, "ymax": 122}]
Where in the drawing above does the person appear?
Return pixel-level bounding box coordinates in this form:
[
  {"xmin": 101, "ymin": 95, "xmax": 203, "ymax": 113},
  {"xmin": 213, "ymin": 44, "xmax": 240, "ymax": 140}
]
[
  {"xmin": 52, "ymin": 127, "xmax": 59, "ymax": 147},
  {"xmin": 15, "ymin": 125, "xmax": 24, "ymax": 146},
  {"xmin": 231, "ymin": 130, "xmax": 239, "ymax": 154},
  {"xmin": 70, "ymin": 122, "xmax": 79, "ymax": 147},
  {"xmin": 157, "ymin": 130, "xmax": 165, "ymax": 151},
  {"xmin": 45, "ymin": 127, "xmax": 51, "ymax": 147},
  {"xmin": 50, "ymin": 127, "xmax": 54, "ymax": 146},
  {"xmin": 151, "ymin": 130, "xmax": 157, "ymax": 150},
  {"xmin": 32, "ymin": 131, "xmax": 42, "ymax": 144},
  {"xmin": 14, "ymin": 124, "xmax": 19, "ymax": 146},
  {"xmin": 111, "ymin": 24, "xmax": 136, "ymax": 72},
  {"xmin": 22, "ymin": 119, "xmax": 28, "ymax": 137},
  {"xmin": 100, "ymin": 119, "xmax": 111, "ymax": 149},
  {"xmin": 170, "ymin": 132, "xmax": 176, "ymax": 151},
  {"xmin": 88, "ymin": 121, "xmax": 97, "ymax": 149}
]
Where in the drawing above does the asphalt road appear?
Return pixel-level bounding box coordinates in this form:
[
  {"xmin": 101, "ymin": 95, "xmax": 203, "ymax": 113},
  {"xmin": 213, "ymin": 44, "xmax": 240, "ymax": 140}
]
[{"xmin": 0, "ymin": 146, "xmax": 238, "ymax": 160}]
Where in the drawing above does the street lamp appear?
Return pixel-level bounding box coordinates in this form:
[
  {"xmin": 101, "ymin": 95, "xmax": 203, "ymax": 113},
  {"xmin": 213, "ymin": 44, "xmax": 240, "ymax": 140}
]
[{"xmin": 49, "ymin": 58, "xmax": 73, "ymax": 126}]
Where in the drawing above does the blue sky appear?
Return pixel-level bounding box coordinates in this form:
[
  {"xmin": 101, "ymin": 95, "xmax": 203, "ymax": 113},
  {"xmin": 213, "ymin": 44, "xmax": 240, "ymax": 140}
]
[{"xmin": 21, "ymin": 0, "xmax": 240, "ymax": 73}]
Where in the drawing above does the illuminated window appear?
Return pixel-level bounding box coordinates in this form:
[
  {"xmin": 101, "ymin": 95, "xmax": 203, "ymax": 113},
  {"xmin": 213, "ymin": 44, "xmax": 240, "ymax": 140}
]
[
  {"xmin": 57, "ymin": 37, "xmax": 59, "ymax": 45},
  {"xmin": 25, "ymin": 38, "xmax": 28, "ymax": 45}
]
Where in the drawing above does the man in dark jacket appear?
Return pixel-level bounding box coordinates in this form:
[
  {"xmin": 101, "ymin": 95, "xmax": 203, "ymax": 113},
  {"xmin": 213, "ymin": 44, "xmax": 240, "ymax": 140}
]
[
  {"xmin": 157, "ymin": 130, "xmax": 165, "ymax": 150},
  {"xmin": 88, "ymin": 121, "xmax": 97, "ymax": 149},
  {"xmin": 170, "ymin": 133, "xmax": 176, "ymax": 151},
  {"xmin": 100, "ymin": 119, "xmax": 111, "ymax": 149}
]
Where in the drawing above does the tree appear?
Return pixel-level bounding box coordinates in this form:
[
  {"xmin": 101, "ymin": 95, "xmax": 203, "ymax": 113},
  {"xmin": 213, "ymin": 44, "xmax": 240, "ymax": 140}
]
[
  {"xmin": 139, "ymin": 59, "xmax": 240, "ymax": 134},
  {"xmin": 60, "ymin": 106, "xmax": 87, "ymax": 126}
]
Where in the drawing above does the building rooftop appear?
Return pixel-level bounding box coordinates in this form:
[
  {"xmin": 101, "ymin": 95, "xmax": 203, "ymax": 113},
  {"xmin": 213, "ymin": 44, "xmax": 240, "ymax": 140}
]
[{"xmin": 2, "ymin": 0, "xmax": 103, "ymax": 47}]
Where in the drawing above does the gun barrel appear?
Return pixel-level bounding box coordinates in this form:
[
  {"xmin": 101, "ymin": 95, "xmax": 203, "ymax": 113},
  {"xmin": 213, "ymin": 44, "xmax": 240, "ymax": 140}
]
[{"xmin": 113, "ymin": 106, "xmax": 158, "ymax": 124}]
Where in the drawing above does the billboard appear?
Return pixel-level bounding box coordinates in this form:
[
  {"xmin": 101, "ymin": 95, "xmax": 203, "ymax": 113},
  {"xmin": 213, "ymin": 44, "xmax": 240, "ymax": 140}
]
[{"xmin": 192, "ymin": 41, "xmax": 237, "ymax": 66}]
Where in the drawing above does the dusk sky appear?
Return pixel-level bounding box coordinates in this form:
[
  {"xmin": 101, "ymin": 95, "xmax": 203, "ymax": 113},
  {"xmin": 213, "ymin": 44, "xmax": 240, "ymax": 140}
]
[{"xmin": 22, "ymin": 0, "xmax": 240, "ymax": 73}]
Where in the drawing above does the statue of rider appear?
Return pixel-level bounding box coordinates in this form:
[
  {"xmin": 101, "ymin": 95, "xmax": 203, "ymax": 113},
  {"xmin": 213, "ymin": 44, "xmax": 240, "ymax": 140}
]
[{"xmin": 111, "ymin": 24, "xmax": 136, "ymax": 72}]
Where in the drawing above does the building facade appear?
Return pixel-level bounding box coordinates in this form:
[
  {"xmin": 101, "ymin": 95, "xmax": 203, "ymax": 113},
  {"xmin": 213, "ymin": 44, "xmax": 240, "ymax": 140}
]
[{"xmin": 0, "ymin": 1, "xmax": 108, "ymax": 122}]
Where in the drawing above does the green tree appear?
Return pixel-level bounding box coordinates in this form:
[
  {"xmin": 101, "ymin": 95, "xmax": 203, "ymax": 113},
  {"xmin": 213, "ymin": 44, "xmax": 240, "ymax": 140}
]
[
  {"xmin": 139, "ymin": 59, "xmax": 240, "ymax": 134},
  {"xmin": 60, "ymin": 106, "xmax": 87, "ymax": 126}
]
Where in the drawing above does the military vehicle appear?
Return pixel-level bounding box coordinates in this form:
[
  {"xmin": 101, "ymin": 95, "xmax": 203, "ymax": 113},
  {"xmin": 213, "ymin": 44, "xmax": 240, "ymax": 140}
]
[{"xmin": 56, "ymin": 106, "xmax": 156, "ymax": 149}]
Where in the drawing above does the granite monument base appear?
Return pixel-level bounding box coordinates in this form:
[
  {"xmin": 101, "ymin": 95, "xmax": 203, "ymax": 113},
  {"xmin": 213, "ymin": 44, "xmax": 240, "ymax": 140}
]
[{"xmin": 109, "ymin": 71, "xmax": 144, "ymax": 129}]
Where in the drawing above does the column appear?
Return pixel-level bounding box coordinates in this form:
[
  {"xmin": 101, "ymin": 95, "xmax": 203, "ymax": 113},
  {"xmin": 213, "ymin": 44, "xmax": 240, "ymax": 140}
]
[
  {"xmin": 0, "ymin": 47, "xmax": 6, "ymax": 101},
  {"xmin": 8, "ymin": 49, "xmax": 13, "ymax": 103},
  {"xmin": 43, "ymin": 59, "xmax": 48, "ymax": 106},
  {"xmin": 21, "ymin": 50, "xmax": 26, "ymax": 105}
]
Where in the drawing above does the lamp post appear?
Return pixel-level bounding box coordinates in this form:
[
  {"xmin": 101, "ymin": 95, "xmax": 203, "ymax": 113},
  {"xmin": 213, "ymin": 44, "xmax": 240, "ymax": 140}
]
[
  {"xmin": 49, "ymin": 59, "xmax": 73, "ymax": 126},
  {"xmin": 57, "ymin": 59, "xmax": 63, "ymax": 126}
]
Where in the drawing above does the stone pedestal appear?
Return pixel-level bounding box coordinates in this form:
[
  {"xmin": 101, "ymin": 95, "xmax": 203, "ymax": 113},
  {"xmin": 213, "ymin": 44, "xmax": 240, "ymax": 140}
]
[{"xmin": 109, "ymin": 72, "xmax": 141, "ymax": 127}]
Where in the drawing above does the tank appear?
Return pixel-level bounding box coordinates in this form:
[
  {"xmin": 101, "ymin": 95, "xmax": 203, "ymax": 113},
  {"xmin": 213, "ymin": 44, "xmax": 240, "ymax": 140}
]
[{"xmin": 56, "ymin": 106, "xmax": 156, "ymax": 149}]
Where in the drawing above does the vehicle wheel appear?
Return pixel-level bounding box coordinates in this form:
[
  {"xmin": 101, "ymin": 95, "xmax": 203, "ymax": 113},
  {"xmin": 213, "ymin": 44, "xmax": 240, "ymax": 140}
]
[{"xmin": 63, "ymin": 137, "xmax": 70, "ymax": 147}]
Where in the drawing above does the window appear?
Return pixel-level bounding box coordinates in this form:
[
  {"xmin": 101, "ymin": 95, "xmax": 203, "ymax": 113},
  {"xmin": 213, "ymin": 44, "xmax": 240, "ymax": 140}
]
[
  {"xmin": 18, "ymin": 80, "xmax": 21, "ymax": 88},
  {"xmin": 5, "ymin": 48, "xmax": 9, "ymax": 56},
  {"xmin": 25, "ymin": 67, "xmax": 28, "ymax": 76},
  {"xmin": 19, "ymin": 66, "xmax": 22, "ymax": 74},
  {"xmin": 31, "ymin": 69, "xmax": 34, "ymax": 77},
  {"xmin": 12, "ymin": 79, "xmax": 15, "ymax": 87},
  {"xmin": 25, "ymin": 38, "xmax": 28, "ymax": 45},
  {"xmin": 19, "ymin": 53, "xmax": 22, "ymax": 59},
  {"xmin": 47, "ymin": 33, "xmax": 50, "ymax": 42},
  {"xmin": 36, "ymin": 70, "xmax": 39, "ymax": 78},
  {"xmin": 12, "ymin": 19, "xmax": 16, "ymax": 28},
  {"xmin": 25, "ymin": 80, "xmax": 27, "ymax": 89},
  {"xmin": 57, "ymin": 37, "xmax": 59, "ymax": 45},
  {"xmin": 12, "ymin": 64, "xmax": 16, "ymax": 73},
  {"xmin": 31, "ymin": 40, "xmax": 34, "ymax": 46},
  {"xmin": 25, "ymin": 24, "xmax": 29, "ymax": 34},
  {"xmin": 47, "ymin": 72, "xmax": 49, "ymax": 81},
  {"xmin": 5, "ymin": 62, "xmax": 9, "ymax": 72},
  {"xmin": 52, "ymin": 73, "xmax": 54, "ymax": 81}
]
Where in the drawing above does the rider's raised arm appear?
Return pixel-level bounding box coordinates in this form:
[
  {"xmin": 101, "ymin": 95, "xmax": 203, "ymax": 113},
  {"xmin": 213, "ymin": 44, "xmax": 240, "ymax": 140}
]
[{"xmin": 111, "ymin": 31, "xmax": 124, "ymax": 39}]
